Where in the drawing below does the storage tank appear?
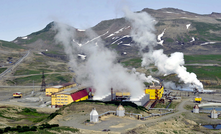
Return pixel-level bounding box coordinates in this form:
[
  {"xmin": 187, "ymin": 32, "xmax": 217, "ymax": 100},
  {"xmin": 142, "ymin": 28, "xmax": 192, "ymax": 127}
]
[
  {"xmin": 116, "ymin": 104, "xmax": 125, "ymax": 117},
  {"xmin": 211, "ymin": 108, "xmax": 218, "ymax": 119},
  {"xmin": 193, "ymin": 104, "xmax": 199, "ymax": 113},
  {"xmin": 90, "ymin": 108, "xmax": 99, "ymax": 122}
]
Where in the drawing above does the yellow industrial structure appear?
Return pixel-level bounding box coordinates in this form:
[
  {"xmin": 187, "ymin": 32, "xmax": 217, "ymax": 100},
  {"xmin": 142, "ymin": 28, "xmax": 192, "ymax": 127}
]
[
  {"xmin": 115, "ymin": 92, "xmax": 130, "ymax": 97},
  {"xmin": 51, "ymin": 86, "xmax": 88, "ymax": 108},
  {"xmin": 194, "ymin": 97, "xmax": 202, "ymax": 103},
  {"xmin": 145, "ymin": 85, "xmax": 164, "ymax": 100},
  {"xmin": 45, "ymin": 82, "xmax": 76, "ymax": 96},
  {"xmin": 13, "ymin": 92, "xmax": 22, "ymax": 98}
]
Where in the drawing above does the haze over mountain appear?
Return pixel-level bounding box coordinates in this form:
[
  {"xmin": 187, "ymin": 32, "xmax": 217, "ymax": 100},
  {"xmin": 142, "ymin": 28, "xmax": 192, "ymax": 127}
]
[{"xmin": 1, "ymin": 7, "xmax": 221, "ymax": 57}]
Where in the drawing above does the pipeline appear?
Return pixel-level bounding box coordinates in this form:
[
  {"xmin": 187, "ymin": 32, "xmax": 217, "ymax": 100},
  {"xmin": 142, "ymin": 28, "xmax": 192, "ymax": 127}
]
[{"xmin": 140, "ymin": 111, "xmax": 173, "ymax": 120}]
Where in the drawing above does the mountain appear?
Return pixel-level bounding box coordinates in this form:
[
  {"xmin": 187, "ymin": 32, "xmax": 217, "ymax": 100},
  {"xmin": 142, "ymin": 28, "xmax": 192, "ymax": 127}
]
[{"xmin": 9, "ymin": 8, "xmax": 221, "ymax": 57}]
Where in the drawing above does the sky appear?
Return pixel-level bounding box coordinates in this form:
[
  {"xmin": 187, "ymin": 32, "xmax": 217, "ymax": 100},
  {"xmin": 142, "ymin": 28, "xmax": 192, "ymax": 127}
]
[{"xmin": 1, "ymin": 0, "xmax": 221, "ymax": 41}]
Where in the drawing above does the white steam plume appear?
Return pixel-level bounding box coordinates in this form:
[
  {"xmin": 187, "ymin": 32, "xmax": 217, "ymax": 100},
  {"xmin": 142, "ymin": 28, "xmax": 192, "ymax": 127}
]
[
  {"xmin": 132, "ymin": 68, "xmax": 159, "ymax": 84},
  {"xmin": 123, "ymin": 7, "xmax": 157, "ymax": 51},
  {"xmin": 123, "ymin": 8, "xmax": 203, "ymax": 90},
  {"xmin": 53, "ymin": 22, "xmax": 146, "ymax": 100}
]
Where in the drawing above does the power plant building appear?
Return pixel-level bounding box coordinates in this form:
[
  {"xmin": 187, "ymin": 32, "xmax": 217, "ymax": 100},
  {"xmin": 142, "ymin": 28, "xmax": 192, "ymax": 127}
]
[
  {"xmin": 145, "ymin": 85, "xmax": 164, "ymax": 100},
  {"xmin": 116, "ymin": 104, "xmax": 125, "ymax": 117},
  {"xmin": 46, "ymin": 82, "xmax": 76, "ymax": 96},
  {"xmin": 90, "ymin": 108, "xmax": 99, "ymax": 123},
  {"xmin": 51, "ymin": 86, "xmax": 88, "ymax": 108}
]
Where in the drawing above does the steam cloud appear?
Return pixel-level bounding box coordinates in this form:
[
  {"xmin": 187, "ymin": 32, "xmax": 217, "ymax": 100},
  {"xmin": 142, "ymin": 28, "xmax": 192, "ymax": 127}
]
[
  {"xmin": 53, "ymin": 22, "xmax": 156, "ymax": 100},
  {"xmin": 123, "ymin": 7, "xmax": 203, "ymax": 91},
  {"xmin": 54, "ymin": 6, "xmax": 204, "ymax": 101}
]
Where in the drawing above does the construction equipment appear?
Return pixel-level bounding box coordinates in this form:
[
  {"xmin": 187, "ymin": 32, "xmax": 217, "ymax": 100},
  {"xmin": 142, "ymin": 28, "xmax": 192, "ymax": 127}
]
[
  {"xmin": 13, "ymin": 92, "xmax": 22, "ymax": 98},
  {"xmin": 195, "ymin": 97, "xmax": 202, "ymax": 103}
]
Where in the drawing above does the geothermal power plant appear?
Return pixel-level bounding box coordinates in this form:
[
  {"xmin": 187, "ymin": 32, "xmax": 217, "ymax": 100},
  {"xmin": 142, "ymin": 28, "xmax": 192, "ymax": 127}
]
[{"xmin": 46, "ymin": 82, "xmax": 164, "ymax": 108}]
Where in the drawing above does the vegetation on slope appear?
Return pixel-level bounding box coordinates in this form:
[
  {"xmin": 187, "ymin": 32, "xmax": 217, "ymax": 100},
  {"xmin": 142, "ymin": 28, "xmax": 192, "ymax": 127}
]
[{"xmin": 0, "ymin": 40, "xmax": 23, "ymax": 49}]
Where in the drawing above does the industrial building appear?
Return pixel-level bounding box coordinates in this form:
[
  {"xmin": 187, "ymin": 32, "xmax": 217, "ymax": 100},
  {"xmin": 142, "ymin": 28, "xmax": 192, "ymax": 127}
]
[
  {"xmin": 145, "ymin": 85, "xmax": 164, "ymax": 100},
  {"xmin": 46, "ymin": 82, "xmax": 76, "ymax": 96},
  {"xmin": 51, "ymin": 86, "xmax": 88, "ymax": 108}
]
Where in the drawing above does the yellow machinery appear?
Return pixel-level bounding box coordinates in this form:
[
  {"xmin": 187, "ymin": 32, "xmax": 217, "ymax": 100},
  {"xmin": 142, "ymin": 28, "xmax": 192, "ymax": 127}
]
[
  {"xmin": 145, "ymin": 86, "xmax": 164, "ymax": 100},
  {"xmin": 195, "ymin": 97, "xmax": 202, "ymax": 103},
  {"xmin": 13, "ymin": 92, "xmax": 22, "ymax": 98}
]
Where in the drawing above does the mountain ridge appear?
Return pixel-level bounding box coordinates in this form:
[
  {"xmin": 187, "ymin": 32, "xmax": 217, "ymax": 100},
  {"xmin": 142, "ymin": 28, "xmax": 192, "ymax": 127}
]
[{"xmin": 1, "ymin": 7, "xmax": 221, "ymax": 56}]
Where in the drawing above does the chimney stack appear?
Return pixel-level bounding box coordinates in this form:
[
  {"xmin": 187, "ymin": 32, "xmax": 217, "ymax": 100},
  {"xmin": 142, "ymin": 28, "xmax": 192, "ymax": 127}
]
[{"xmin": 111, "ymin": 88, "xmax": 113, "ymax": 101}]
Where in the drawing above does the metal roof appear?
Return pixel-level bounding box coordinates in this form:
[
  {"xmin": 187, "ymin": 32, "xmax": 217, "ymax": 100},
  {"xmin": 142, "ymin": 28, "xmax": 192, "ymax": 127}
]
[
  {"xmin": 147, "ymin": 86, "xmax": 163, "ymax": 89},
  {"xmin": 55, "ymin": 86, "xmax": 87, "ymax": 95},
  {"xmin": 52, "ymin": 85, "xmax": 63, "ymax": 89}
]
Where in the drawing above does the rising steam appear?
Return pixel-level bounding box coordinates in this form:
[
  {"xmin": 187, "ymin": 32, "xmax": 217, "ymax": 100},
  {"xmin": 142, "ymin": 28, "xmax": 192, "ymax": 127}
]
[
  {"xmin": 54, "ymin": 6, "xmax": 204, "ymax": 100},
  {"xmin": 53, "ymin": 22, "xmax": 153, "ymax": 100},
  {"xmin": 123, "ymin": 7, "xmax": 203, "ymax": 90}
]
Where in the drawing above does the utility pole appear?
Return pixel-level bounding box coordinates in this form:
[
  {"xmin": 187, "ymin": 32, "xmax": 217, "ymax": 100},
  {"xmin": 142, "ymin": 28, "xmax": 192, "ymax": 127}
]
[{"xmin": 40, "ymin": 71, "xmax": 46, "ymax": 92}]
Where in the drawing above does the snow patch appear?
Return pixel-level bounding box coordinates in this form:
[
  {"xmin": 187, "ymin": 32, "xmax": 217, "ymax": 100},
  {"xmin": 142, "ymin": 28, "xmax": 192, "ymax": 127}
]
[
  {"xmin": 107, "ymin": 34, "xmax": 114, "ymax": 38},
  {"xmin": 122, "ymin": 44, "xmax": 131, "ymax": 47},
  {"xmin": 73, "ymin": 39, "xmax": 82, "ymax": 47},
  {"xmin": 186, "ymin": 24, "xmax": 191, "ymax": 29},
  {"xmin": 38, "ymin": 52, "xmax": 43, "ymax": 55},
  {"xmin": 157, "ymin": 40, "xmax": 164, "ymax": 46},
  {"xmin": 77, "ymin": 29, "xmax": 85, "ymax": 31},
  {"xmin": 190, "ymin": 37, "xmax": 195, "ymax": 42},
  {"xmin": 165, "ymin": 11, "xmax": 173, "ymax": 14},
  {"xmin": 111, "ymin": 35, "xmax": 130, "ymax": 45},
  {"xmin": 22, "ymin": 36, "xmax": 27, "ymax": 39},
  {"xmin": 157, "ymin": 29, "xmax": 166, "ymax": 46},
  {"xmin": 200, "ymin": 42, "xmax": 216, "ymax": 46},
  {"xmin": 125, "ymin": 26, "xmax": 131, "ymax": 29},
  {"xmin": 85, "ymin": 31, "xmax": 109, "ymax": 45},
  {"xmin": 78, "ymin": 54, "xmax": 86, "ymax": 60},
  {"xmin": 106, "ymin": 26, "xmax": 130, "ymax": 39}
]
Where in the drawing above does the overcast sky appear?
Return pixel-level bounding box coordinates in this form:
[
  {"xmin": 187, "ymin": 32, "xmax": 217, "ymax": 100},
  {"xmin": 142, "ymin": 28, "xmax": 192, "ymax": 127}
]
[{"xmin": 1, "ymin": 0, "xmax": 221, "ymax": 41}]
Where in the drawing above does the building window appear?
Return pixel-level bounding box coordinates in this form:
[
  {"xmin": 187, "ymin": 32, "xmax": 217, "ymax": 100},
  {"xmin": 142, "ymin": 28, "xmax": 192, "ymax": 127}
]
[
  {"xmin": 57, "ymin": 96, "xmax": 60, "ymax": 98},
  {"xmin": 65, "ymin": 96, "xmax": 67, "ymax": 98},
  {"xmin": 61, "ymin": 99, "xmax": 64, "ymax": 101},
  {"xmin": 57, "ymin": 102, "xmax": 60, "ymax": 103},
  {"xmin": 61, "ymin": 96, "xmax": 64, "ymax": 98},
  {"xmin": 61, "ymin": 102, "xmax": 64, "ymax": 103},
  {"xmin": 65, "ymin": 99, "xmax": 67, "ymax": 101},
  {"xmin": 65, "ymin": 102, "xmax": 68, "ymax": 103}
]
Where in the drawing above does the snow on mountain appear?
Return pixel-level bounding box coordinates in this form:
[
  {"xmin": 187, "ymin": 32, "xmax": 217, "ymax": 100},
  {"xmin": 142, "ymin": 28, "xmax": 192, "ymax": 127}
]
[
  {"xmin": 84, "ymin": 31, "xmax": 109, "ymax": 45},
  {"xmin": 77, "ymin": 29, "xmax": 85, "ymax": 32},
  {"xmin": 200, "ymin": 42, "xmax": 216, "ymax": 46},
  {"xmin": 106, "ymin": 34, "xmax": 114, "ymax": 38},
  {"xmin": 78, "ymin": 54, "xmax": 86, "ymax": 60},
  {"xmin": 190, "ymin": 37, "xmax": 195, "ymax": 42},
  {"xmin": 186, "ymin": 24, "xmax": 191, "ymax": 29},
  {"xmin": 157, "ymin": 29, "xmax": 166, "ymax": 46},
  {"xmin": 105, "ymin": 26, "xmax": 130, "ymax": 39},
  {"xmin": 122, "ymin": 44, "xmax": 131, "ymax": 47},
  {"xmin": 111, "ymin": 35, "xmax": 130, "ymax": 45},
  {"xmin": 22, "ymin": 36, "xmax": 28, "ymax": 39},
  {"xmin": 73, "ymin": 39, "xmax": 82, "ymax": 47}
]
